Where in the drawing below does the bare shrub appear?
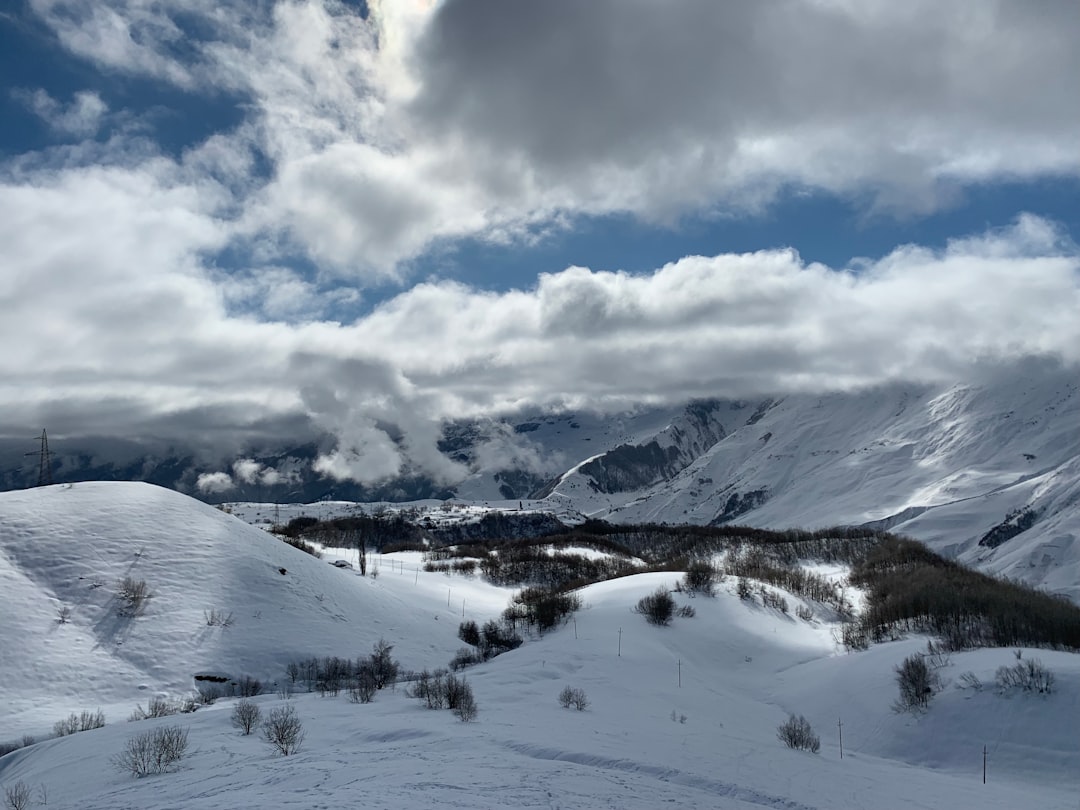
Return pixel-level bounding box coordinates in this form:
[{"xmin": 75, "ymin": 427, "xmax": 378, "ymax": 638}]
[
  {"xmin": 348, "ymin": 668, "xmax": 377, "ymax": 704},
  {"xmin": 795, "ymin": 604, "xmax": 814, "ymax": 622},
  {"xmin": 458, "ymin": 620, "xmax": 481, "ymax": 647},
  {"xmin": 449, "ymin": 647, "xmax": 483, "ymax": 671},
  {"xmin": 129, "ymin": 696, "xmax": 179, "ymax": 722},
  {"xmin": 762, "ymin": 589, "xmax": 788, "ymax": 613},
  {"xmin": 195, "ymin": 684, "xmax": 221, "ymax": 705},
  {"xmin": 231, "ymin": 699, "xmax": 261, "ymax": 735},
  {"xmin": 893, "ymin": 653, "xmax": 940, "ymax": 713},
  {"xmin": 570, "ymin": 688, "xmax": 589, "ymax": 711},
  {"xmin": 558, "ymin": 686, "xmax": 588, "ymax": 710},
  {"xmin": 676, "ymin": 604, "xmax": 696, "ymax": 618},
  {"xmin": 116, "ymin": 577, "xmax": 151, "ymax": 617},
  {"xmin": 54, "ymin": 708, "xmax": 105, "ymax": 737},
  {"xmin": 369, "ymin": 639, "xmax": 400, "ymax": 689},
  {"xmin": 112, "ymin": 725, "xmax": 189, "ymax": 776},
  {"xmin": 633, "ymin": 587, "xmax": 675, "ymax": 626},
  {"xmin": 57, "ymin": 605, "xmax": 72, "ymax": 624},
  {"xmin": 410, "ymin": 670, "xmax": 446, "ymax": 709},
  {"xmin": 683, "ymin": 561, "xmax": 720, "ymax": 596},
  {"xmin": 995, "ymin": 658, "xmax": 1055, "ymax": 694},
  {"xmin": 957, "ymin": 671, "xmax": 983, "ymax": 691},
  {"xmin": 3, "ymin": 781, "xmax": 33, "ymax": 810},
  {"xmin": 451, "ymin": 679, "xmax": 478, "ymax": 722},
  {"xmin": 777, "ymin": 714, "xmax": 820, "ymax": 753},
  {"xmin": 235, "ymin": 675, "xmax": 264, "ymax": 697},
  {"xmin": 204, "ymin": 609, "xmax": 234, "ymax": 627},
  {"xmin": 736, "ymin": 577, "xmax": 753, "ymax": 600},
  {"xmin": 262, "ymin": 705, "xmax": 304, "ymax": 755}
]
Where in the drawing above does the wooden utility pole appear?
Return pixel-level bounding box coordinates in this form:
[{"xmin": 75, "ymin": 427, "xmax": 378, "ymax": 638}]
[
  {"xmin": 618, "ymin": 627, "xmax": 622, "ymax": 657},
  {"xmin": 838, "ymin": 718, "xmax": 844, "ymax": 759},
  {"xmin": 983, "ymin": 745, "xmax": 987, "ymax": 784}
]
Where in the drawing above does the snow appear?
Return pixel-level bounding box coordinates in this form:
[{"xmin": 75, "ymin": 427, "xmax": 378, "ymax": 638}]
[{"xmin": 3, "ymin": 482, "xmax": 1080, "ymax": 809}]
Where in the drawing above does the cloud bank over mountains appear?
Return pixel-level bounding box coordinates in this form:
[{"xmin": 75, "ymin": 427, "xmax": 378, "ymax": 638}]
[{"xmin": 4, "ymin": 0, "xmax": 1079, "ymax": 484}]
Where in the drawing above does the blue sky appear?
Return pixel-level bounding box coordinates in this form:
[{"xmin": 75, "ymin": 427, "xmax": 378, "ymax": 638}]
[{"xmin": 2, "ymin": 0, "xmax": 1079, "ymax": 484}]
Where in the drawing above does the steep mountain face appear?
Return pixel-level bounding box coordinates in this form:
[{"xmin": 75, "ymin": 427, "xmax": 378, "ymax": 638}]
[
  {"xmin": 542, "ymin": 363, "xmax": 1080, "ymax": 600},
  {"xmin": 567, "ymin": 400, "xmax": 747, "ymax": 495}
]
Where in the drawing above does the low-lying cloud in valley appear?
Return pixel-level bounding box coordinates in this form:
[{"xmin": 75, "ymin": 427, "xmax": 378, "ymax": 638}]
[{"xmin": 3, "ymin": 0, "xmax": 1079, "ymax": 485}]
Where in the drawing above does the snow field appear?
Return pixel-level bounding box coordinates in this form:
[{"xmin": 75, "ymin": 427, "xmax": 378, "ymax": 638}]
[{"xmin": 3, "ymin": 482, "xmax": 1079, "ymax": 809}]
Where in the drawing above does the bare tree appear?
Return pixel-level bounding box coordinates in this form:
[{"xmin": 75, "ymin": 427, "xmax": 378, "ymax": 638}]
[
  {"xmin": 262, "ymin": 705, "xmax": 305, "ymax": 755},
  {"xmin": 3, "ymin": 781, "xmax": 33, "ymax": 810},
  {"xmin": 634, "ymin": 588, "xmax": 675, "ymax": 626},
  {"xmin": 231, "ymin": 699, "xmax": 261, "ymax": 735},
  {"xmin": 112, "ymin": 725, "xmax": 189, "ymax": 776},
  {"xmin": 558, "ymin": 686, "xmax": 589, "ymax": 710},
  {"xmin": 777, "ymin": 714, "xmax": 820, "ymax": 753},
  {"xmin": 893, "ymin": 653, "xmax": 939, "ymax": 713},
  {"xmin": 452, "ymin": 680, "xmax": 478, "ymax": 722}
]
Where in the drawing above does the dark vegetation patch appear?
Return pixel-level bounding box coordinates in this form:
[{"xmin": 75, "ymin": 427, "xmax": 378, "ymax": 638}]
[
  {"xmin": 276, "ymin": 507, "xmax": 1080, "ymax": 654},
  {"xmin": 979, "ymin": 507, "xmax": 1039, "ymax": 549},
  {"xmin": 847, "ymin": 536, "xmax": 1080, "ymax": 650}
]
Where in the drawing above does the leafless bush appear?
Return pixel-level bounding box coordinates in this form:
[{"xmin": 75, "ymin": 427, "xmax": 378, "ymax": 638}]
[
  {"xmin": 116, "ymin": 577, "xmax": 151, "ymax": 617},
  {"xmin": 676, "ymin": 604, "xmax": 696, "ymax": 618},
  {"xmin": 893, "ymin": 653, "xmax": 940, "ymax": 713},
  {"xmin": 957, "ymin": 671, "xmax": 983, "ymax": 691},
  {"xmin": 761, "ymin": 588, "xmax": 789, "ymax": 613},
  {"xmin": 924, "ymin": 640, "xmax": 952, "ymax": 669},
  {"xmin": 451, "ymin": 686, "xmax": 477, "ymax": 721},
  {"xmin": 3, "ymin": 781, "xmax": 33, "ymax": 810},
  {"xmin": 129, "ymin": 696, "xmax": 179, "ymax": 722},
  {"xmin": 795, "ymin": 604, "xmax": 814, "ymax": 622},
  {"xmin": 777, "ymin": 714, "xmax": 820, "ymax": 753},
  {"xmin": 348, "ymin": 669, "xmax": 376, "ymax": 704},
  {"xmin": 262, "ymin": 705, "xmax": 304, "ymax": 755},
  {"xmin": 634, "ymin": 587, "xmax": 675, "ymax": 626},
  {"xmin": 53, "ymin": 708, "xmax": 105, "ymax": 736},
  {"xmin": 682, "ymin": 561, "xmax": 720, "ymax": 596},
  {"xmin": 558, "ymin": 686, "xmax": 589, "ymax": 710},
  {"xmin": 195, "ymin": 684, "xmax": 221, "ymax": 705},
  {"xmin": 57, "ymin": 605, "xmax": 72, "ymax": 624},
  {"xmin": 231, "ymin": 699, "xmax": 261, "ymax": 735},
  {"xmin": 112, "ymin": 725, "xmax": 189, "ymax": 776},
  {"xmin": 736, "ymin": 577, "xmax": 753, "ymax": 600},
  {"xmin": 995, "ymin": 658, "xmax": 1055, "ymax": 694},
  {"xmin": 19, "ymin": 735, "xmax": 35, "ymax": 748},
  {"xmin": 410, "ymin": 670, "xmax": 446, "ymax": 709},
  {"xmin": 204, "ymin": 609, "xmax": 234, "ymax": 627},
  {"xmin": 234, "ymin": 675, "xmax": 264, "ymax": 697}
]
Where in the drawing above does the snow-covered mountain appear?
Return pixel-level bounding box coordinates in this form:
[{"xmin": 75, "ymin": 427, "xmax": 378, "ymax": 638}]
[
  {"xmin": 3, "ymin": 482, "xmax": 1079, "ymax": 809},
  {"xmin": 542, "ymin": 363, "xmax": 1080, "ymax": 600},
  {"xmin": 3, "ymin": 362, "xmax": 1078, "ymax": 599}
]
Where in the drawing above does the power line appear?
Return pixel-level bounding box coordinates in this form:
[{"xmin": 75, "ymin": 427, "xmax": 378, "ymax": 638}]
[{"xmin": 24, "ymin": 429, "xmax": 53, "ymax": 487}]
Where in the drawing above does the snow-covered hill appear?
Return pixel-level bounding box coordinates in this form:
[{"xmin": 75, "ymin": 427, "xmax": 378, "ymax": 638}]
[
  {"xmin": 3, "ymin": 482, "xmax": 1080, "ymax": 808},
  {"xmin": 0, "ymin": 482, "xmax": 510, "ymax": 737},
  {"xmin": 546, "ymin": 363, "xmax": 1080, "ymax": 600}
]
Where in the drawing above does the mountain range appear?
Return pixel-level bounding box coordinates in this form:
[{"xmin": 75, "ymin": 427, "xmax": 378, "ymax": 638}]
[{"xmin": 3, "ymin": 360, "xmax": 1078, "ymax": 599}]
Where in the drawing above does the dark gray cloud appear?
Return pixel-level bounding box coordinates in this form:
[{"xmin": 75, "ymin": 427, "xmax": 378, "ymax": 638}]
[{"xmin": 413, "ymin": 0, "xmax": 1080, "ymax": 212}]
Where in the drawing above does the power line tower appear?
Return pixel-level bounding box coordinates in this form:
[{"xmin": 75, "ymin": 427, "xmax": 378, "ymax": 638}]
[{"xmin": 25, "ymin": 429, "xmax": 53, "ymax": 487}]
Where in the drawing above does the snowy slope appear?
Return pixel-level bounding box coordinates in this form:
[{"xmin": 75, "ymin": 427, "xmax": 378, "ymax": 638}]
[
  {"xmin": 0, "ymin": 482, "xmax": 513, "ymax": 738},
  {"xmin": 2, "ymin": 552, "xmax": 1079, "ymax": 810},
  {"xmin": 545, "ymin": 364, "xmax": 1080, "ymax": 599}
]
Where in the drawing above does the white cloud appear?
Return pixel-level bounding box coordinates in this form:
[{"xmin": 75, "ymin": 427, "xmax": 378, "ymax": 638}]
[
  {"xmin": 20, "ymin": 89, "xmax": 108, "ymax": 137},
  {"xmin": 8, "ymin": 1, "xmax": 1080, "ymax": 485},
  {"xmin": 196, "ymin": 471, "xmax": 234, "ymax": 494},
  {"xmin": 25, "ymin": 1, "xmax": 1080, "ymax": 276}
]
